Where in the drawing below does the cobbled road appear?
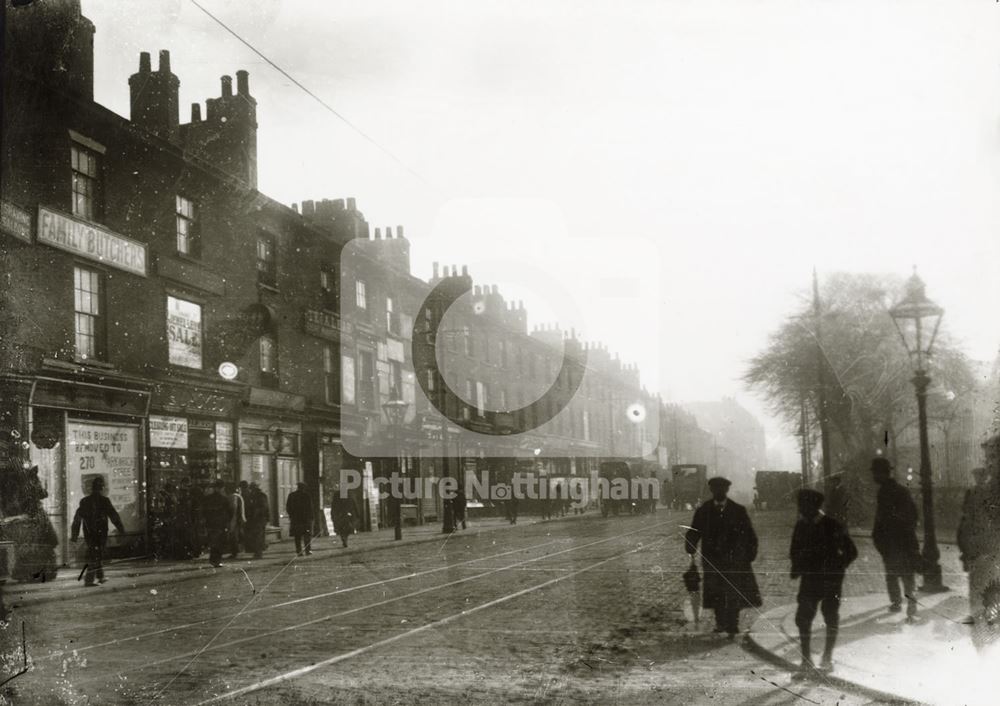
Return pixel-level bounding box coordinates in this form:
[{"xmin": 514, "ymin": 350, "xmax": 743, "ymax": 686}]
[{"xmin": 4, "ymin": 509, "xmax": 916, "ymax": 705}]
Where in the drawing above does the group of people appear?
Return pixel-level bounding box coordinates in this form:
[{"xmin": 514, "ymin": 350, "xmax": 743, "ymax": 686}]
[
  {"xmin": 684, "ymin": 448, "xmax": 999, "ymax": 677},
  {"xmin": 150, "ymin": 479, "xmax": 270, "ymax": 566}
]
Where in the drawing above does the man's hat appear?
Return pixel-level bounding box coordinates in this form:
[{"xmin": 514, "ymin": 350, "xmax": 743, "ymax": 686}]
[
  {"xmin": 797, "ymin": 488, "xmax": 825, "ymax": 507},
  {"xmin": 870, "ymin": 457, "xmax": 892, "ymax": 474},
  {"xmin": 707, "ymin": 477, "xmax": 731, "ymax": 489},
  {"xmin": 212, "ymin": 479, "xmax": 225, "ymax": 488}
]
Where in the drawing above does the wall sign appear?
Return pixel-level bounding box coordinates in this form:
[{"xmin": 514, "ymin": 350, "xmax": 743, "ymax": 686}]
[
  {"xmin": 66, "ymin": 422, "xmax": 142, "ymax": 533},
  {"xmin": 1, "ymin": 201, "xmax": 31, "ymax": 243},
  {"xmin": 167, "ymin": 296, "xmax": 203, "ymax": 369},
  {"xmin": 37, "ymin": 206, "xmax": 147, "ymax": 276},
  {"xmin": 215, "ymin": 422, "xmax": 234, "ymax": 452},
  {"xmin": 149, "ymin": 415, "xmax": 188, "ymax": 449}
]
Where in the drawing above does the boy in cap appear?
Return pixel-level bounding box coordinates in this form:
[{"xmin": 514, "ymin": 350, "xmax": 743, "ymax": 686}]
[
  {"xmin": 685, "ymin": 476, "xmax": 762, "ymax": 637},
  {"xmin": 790, "ymin": 488, "xmax": 857, "ymax": 675}
]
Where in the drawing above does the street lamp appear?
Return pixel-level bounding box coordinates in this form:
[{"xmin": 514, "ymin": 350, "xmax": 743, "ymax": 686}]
[
  {"xmin": 888, "ymin": 270, "xmax": 947, "ymax": 593},
  {"xmin": 382, "ymin": 393, "xmax": 410, "ymax": 541}
]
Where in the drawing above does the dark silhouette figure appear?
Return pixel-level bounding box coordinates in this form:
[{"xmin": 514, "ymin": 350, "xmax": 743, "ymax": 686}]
[
  {"xmin": 243, "ymin": 482, "xmax": 269, "ymax": 559},
  {"xmin": 506, "ymin": 494, "xmax": 519, "ymax": 525},
  {"xmin": 70, "ymin": 477, "xmax": 125, "ymax": 586},
  {"xmin": 453, "ymin": 486, "xmax": 468, "ymax": 530},
  {"xmin": 958, "ymin": 450, "xmax": 1000, "ymax": 651},
  {"xmin": 201, "ymin": 480, "xmax": 232, "ymax": 568},
  {"xmin": 330, "ymin": 487, "xmax": 360, "ymax": 547},
  {"xmin": 870, "ymin": 457, "xmax": 919, "ymax": 619},
  {"xmin": 286, "ymin": 482, "xmax": 314, "ymax": 556},
  {"xmin": 685, "ymin": 477, "xmax": 762, "ymax": 637},
  {"xmin": 790, "ymin": 488, "xmax": 857, "ymax": 675}
]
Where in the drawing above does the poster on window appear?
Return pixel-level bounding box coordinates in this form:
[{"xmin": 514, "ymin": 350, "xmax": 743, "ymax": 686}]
[
  {"xmin": 66, "ymin": 422, "xmax": 143, "ymax": 534},
  {"xmin": 149, "ymin": 414, "xmax": 188, "ymax": 448},
  {"xmin": 167, "ymin": 296, "xmax": 203, "ymax": 368}
]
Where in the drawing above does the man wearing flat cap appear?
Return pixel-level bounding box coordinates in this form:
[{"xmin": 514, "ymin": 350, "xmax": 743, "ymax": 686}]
[
  {"xmin": 790, "ymin": 488, "xmax": 857, "ymax": 675},
  {"xmin": 870, "ymin": 456, "xmax": 920, "ymax": 619},
  {"xmin": 685, "ymin": 476, "xmax": 762, "ymax": 637}
]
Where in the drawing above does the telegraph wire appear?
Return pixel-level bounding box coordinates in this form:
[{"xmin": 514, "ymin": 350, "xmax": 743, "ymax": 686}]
[{"xmin": 187, "ymin": 0, "xmax": 439, "ymax": 193}]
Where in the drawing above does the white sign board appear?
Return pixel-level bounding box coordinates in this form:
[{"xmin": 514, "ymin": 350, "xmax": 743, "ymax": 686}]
[
  {"xmin": 66, "ymin": 422, "xmax": 143, "ymax": 534},
  {"xmin": 37, "ymin": 206, "xmax": 147, "ymax": 276},
  {"xmin": 167, "ymin": 296, "xmax": 203, "ymax": 369},
  {"xmin": 149, "ymin": 415, "xmax": 188, "ymax": 449},
  {"xmin": 215, "ymin": 421, "xmax": 234, "ymax": 452}
]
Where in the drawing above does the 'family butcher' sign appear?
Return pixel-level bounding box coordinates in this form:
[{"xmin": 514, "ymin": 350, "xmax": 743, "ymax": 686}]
[{"xmin": 37, "ymin": 205, "xmax": 148, "ymax": 276}]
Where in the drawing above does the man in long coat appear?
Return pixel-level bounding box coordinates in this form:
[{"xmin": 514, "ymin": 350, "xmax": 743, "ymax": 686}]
[
  {"xmin": 685, "ymin": 477, "xmax": 762, "ymax": 637},
  {"xmin": 71, "ymin": 476, "xmax": 125, "ymax": 586},
  {"xmin": 286, "ymin": 482, "xmax": 314, "ymax": 556},
  {"xmin": 870, "ymin": 457, "xmax": 920, "ymax": 619}
]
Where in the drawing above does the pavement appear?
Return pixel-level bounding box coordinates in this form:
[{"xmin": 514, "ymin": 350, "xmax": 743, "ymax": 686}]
[
  {"xmin": 747, "ymin": 548, "xmax": 1000, "ymax": 706},
  {"xmin": 1, "ymin": 513, "xmax": 559, "ymax": 610}
]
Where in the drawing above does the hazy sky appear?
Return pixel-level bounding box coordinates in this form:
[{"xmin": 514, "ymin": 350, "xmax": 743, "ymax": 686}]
[{"xmin": 82, "ymin": 0, "xmax": 1000, "ymax": 461}]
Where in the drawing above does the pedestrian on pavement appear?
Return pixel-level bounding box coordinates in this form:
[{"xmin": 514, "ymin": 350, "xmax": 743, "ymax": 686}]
[
  {"xmin": 958, "ymin": 435, "xmax": 1000, "ymax": 651},
  {"xmin": 506, "ymin": 494, "xmax": 519, "ymax": 525},
  {"xmin": 201, "ymin": 479, "xmax": 232, "ymax": 568},
  {"xmin": 70, "ymin": 476, "xmax": 125, "ymax": 586},
  {"xmin": 286, "ymin": 481, "xmax": 314, "ymax": 556},
  {"xmin": 244, "ymin": 482, "xmax": 269, "ymax": 559},
  {"xmin": 330, "ymin": 485, "xmax": 359, "ymax": 547},
  {"xmin": 870, "ymin": 457, "xmax": 920, "ymax": 620},
  {"xmin": 227, "ymin": 483, "xmax": 246, "ymax": 559},
  {"xmin": 790, "ymin": 488, "xmax": 858, "ymax": 675},
  {"xmin": 454, "ymin": 484, "xmax": 468, "ymax": 530},
  {"xmin": 684, "ymin": 477, "xmax": 762, "ymax": 637}
]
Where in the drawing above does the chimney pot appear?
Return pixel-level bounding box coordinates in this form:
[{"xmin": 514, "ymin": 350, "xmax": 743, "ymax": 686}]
[
  {"xmin": 139, "ymin": 52, "xmax": 151, "ymax": 73},
  {"xmin": 432, "ymin": 262, "xmax": 439, "ymax": 278},
  {"xmin": 374, "ymin": 227, "xmax": 381, "ymax": 239},
  {"xmin": 191, "ymin": 103, "xmax": 202, "ymax": 122},
  {"xmin": 221, "ymin": 75, "xmax": 233, "ymax": 97},
  {"xmin": 450, "ymin": 265, "xmax": 457, "ymax": 277},
  {"xmin": 236, "ymin": 70, "xmax": 249, "ymax": 96},
  {"xmin": 396, "ymin": 225, "xmax": 404, "ymax": 238},
  {"xmin": 385, "ymin": 226, "xmax": 393, "ymax": 238},
  {"xmin": 474, "ymin": 285, "xmax": 482, "ymax": 295},
  {"xmin": 461, "ymin": 265, "xmax": 469, "ymax": 277},
  {"xmin": 346, "ymin": 197, "xmax": 356, "ymax": 210},
  {"xmin": 491, "ymin": 285, "xmax": 499, "ymax": 295},
  {"xmin": 158, "ymin": 50, "xmax": 171, "ymax": 73}
]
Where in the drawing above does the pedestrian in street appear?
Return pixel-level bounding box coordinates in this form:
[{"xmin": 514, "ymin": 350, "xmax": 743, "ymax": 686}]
[
  {"xmin": 227, "ymin": 483, "xmax": 246, "ymax": 559},
  {"xmin": 506, "ymin": 494, "xmax": 519, "ymax": 525},
  {"xmin": 454, "ymin": 484, "xmax": 468, "ymax": 530},
  {"xmin": 244, "ymin": 482, "xmax": 269, "ymax": 559},
  {"xmin": 790, "ymin": 488, "xmax": 857, "ymax": 676},
  {"xmin": 870, "ymin": 457, "xmax": 920, "ymax": 620},
  {"xmin": 684, "ymin": 477, "xmax": 762, "ymax": 637},
  {"xmin": 330, "ymin": 485, "xmax": 359, "ymax": 548},
  {"xmin": 201, "ymin": 479, "xmax": 232, "ymax": 568},
  {"xmin": 70, "ymin": 476, "xmax": 125, "ymax": 586},
  {"xmin": 957, "ymin": 435, "xmax": 1000, "ymax": 651},
  {"xmin": 286, "ymin": 481, "xmax": 314, "ymax": 556}
]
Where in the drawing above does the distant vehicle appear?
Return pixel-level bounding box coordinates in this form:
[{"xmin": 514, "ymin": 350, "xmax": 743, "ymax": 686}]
[
  {"xmin": 754, "ymin": 470, "xmax": 802, "ymax": 510},
  {"xmin": 671, "ymin": 464, "xmax": 708, "ymax": 509}
]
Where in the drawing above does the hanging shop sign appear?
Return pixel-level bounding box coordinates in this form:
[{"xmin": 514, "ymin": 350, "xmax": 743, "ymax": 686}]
[
  {"xmin": 149, "ymin": 415, "xmax": 188, "ymax": 449},
  {"xmin": 37, "ymin": 206, "xmax": 147, "ymax": 276}
]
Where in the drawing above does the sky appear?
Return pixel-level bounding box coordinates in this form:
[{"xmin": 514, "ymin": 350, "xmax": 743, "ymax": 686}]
[{"xmin": 82, "ymin": 0, "xmax": 1000, "ymax": 464}]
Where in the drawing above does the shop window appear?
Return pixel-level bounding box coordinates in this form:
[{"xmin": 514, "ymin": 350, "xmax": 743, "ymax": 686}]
[
  {"xmin": 71, "ymin": 142, "xmax": 101, "ymax": 220},
  {"xmin": 256, "ymin": 233, "xmax": 277, "ymax": 288},
  {"xmin": 176, "ymin": 196, "xmax": 197, "ymax": 256},
  {"xmin": 73, "ymin": 266, "xmax": 105, "ymax": 360}
]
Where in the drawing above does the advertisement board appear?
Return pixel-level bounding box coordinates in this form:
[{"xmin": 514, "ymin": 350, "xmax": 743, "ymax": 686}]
[
  {"xmin": 66, "ymin": 422, "xmax": 143, "ymax": 534},
  {"xmin": 149, "ymin": 415, "xmax": 188, "ymax": 449},
  {"xmin": 167, "ymin": 296, "xmax": 203, "ymax": 368}
]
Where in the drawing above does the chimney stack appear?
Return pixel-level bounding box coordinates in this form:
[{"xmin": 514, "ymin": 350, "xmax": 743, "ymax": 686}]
[
  {"xmin": 139, "ymin": 51, "xmax": 151, "ymax": 73},
  {"xmin": 191, "ymin": 103, "xmax": 201, "ymax": 122},
  {"xmin": 129, "ymin": 49, "xmax": 180, "ymax": 143},
  {"xmin": 158, "ymin": 49, "xmax": 171, "ymax": 73},
  {"xmin": 236, "ymin": 69, "xmax": 249, "ymax": 96},
  {"xmin": 221, "ymin": 75, "xmax": 233, "ymax": 98}
]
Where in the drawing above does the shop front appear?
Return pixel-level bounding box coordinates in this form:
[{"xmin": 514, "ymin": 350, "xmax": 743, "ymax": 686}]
[
  {"xmin": 238, "ymin": 419, "xmax": 302, "ymax": 536},
  {"xmin": 24, "ymin": 375, "xmax": 150, "ymax": 566}
]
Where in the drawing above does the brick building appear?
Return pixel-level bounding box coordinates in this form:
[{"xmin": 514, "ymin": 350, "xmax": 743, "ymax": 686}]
[{"xmin": 1, "ymin": 1, "xmax": 687, "ymax": 571}]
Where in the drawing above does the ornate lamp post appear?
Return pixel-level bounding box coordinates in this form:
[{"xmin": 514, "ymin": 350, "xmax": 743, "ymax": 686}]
[
  {"xmin": 382, "ymin": 394, "xmax": 410, "ymax": 541},
  {"xmin": 888, "ymin": 271, "xmax": 947, "ymax": 593}
]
